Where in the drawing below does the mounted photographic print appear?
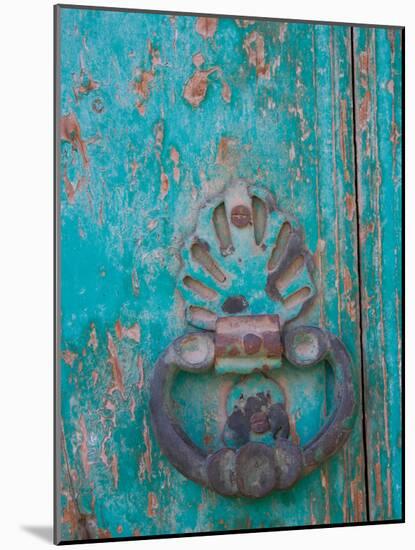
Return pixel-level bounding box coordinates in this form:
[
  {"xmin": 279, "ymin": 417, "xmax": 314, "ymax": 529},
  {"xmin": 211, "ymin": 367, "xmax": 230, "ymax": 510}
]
[{"xmin": 54, "ymin": 4, "xmax": 404, "ymax": 544}]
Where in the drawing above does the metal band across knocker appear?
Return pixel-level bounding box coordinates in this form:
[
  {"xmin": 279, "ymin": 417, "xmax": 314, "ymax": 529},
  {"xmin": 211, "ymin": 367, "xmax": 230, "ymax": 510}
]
[
  {"xmin": 149, "ymin": 182, "xmax": 357, "ymax": 498},
  {"xmin": 150, "ymin": 321, "xmax": 356, "ymax": 498}
]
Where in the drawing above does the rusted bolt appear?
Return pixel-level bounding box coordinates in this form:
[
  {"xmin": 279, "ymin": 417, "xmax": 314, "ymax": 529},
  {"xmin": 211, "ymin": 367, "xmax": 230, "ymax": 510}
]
[
  {"xmin": 222, "ymin": 295, "xmax": 248, "ymax": 314},
  {"xmin": 231, "ymin": 205, "xmax": 251, "ymax": 228},
  {"xmin": 250, "ymin": 411, "xmax": 270, "ymax": 434},
  {"xmin": 243, "ymin": 333, "xmax": 262, "ymax": 355}
]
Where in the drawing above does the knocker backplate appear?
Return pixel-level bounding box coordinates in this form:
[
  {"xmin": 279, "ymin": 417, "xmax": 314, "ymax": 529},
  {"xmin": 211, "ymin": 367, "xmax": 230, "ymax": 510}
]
[{"xmin": 150, "ymin": 183, "xmax": 357, "ymax": 498}]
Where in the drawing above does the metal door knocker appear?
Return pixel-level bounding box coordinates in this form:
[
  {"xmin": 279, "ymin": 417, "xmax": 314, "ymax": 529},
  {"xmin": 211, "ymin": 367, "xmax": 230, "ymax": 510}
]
[{"xmin": 150, "ymin": 183, "xmax": 356, "ymax": 498}]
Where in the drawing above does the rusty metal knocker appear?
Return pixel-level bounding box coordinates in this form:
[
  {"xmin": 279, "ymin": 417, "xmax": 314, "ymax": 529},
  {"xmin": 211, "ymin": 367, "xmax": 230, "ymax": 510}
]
[{"xmin": 150, "ymin": 183, "xmax": 357, "ymax": 498}]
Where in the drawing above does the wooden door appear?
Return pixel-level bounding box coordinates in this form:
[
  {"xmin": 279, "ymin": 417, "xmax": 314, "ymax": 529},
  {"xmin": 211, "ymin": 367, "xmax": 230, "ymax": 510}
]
[{"xmin": 56, "ymin": 6, "xmax": 402, "ymax": 542}]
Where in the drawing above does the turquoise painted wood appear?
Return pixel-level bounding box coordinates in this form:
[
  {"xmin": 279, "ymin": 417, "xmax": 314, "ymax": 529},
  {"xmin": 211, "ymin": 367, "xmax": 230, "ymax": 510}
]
[
  {"xmin": 353, "ymin": 27, "xmax": 403, "ymax": 521},
  {"xmin": 56, "ymin": 6, "xmax": 402, "ymax": 543}
]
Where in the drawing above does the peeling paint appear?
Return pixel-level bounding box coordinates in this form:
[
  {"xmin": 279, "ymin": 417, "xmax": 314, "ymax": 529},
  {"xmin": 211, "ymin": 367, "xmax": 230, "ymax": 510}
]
[
  {"xmin": 61, "ymin": 112, "xmax": 89, "ymax": 167},
  {"xmin": 196, "ymin": 17, "xmax": 218, "ymax": 39},
  {"xmin": 58, "ymin": 9, "xmax": 401, "ymax": 541},
  {"xmin": 243, "ymin": 31, "xmax": 270, "ymax": 79}
]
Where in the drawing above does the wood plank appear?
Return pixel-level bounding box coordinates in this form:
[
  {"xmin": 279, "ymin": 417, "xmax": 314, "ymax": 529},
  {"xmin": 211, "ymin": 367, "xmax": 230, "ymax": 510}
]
[
  {"xmin": 57, "ymin": 7, "xmax": 367, "ymax": 541},
  {"xmin": 353, "ymin": 26, "xmax": 403, "ymax": 521},
  {"xmin": 310, "ymin": 25, "xmax": 367, "ymax": 524}
]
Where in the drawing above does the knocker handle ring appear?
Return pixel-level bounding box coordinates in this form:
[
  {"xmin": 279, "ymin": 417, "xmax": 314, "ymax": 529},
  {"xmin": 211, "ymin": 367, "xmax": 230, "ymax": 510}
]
[{"xmin": 150, "ymin": 325, "xmax": 356, "ymax": 498}]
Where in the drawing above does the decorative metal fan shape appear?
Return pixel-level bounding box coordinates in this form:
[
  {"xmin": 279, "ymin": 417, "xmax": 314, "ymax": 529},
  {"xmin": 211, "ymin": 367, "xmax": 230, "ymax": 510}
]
[{"xmin": 177, "ymin": 182, "xmax": 317, "ymax": 329}]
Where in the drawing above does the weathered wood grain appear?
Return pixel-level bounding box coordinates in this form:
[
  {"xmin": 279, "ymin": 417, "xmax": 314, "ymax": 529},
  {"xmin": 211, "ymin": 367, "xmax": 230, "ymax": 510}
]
[
  {"xmin": 56, "ymin": 6, "xmax": 404, "ymax": 543},
  {"xmin": 353, "ymin": 27, "xmax": 403, "ymax": 521}
]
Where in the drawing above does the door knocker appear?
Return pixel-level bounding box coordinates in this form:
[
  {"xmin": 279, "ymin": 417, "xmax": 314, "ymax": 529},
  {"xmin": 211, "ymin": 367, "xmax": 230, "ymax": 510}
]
[{"xmin": 150, "ymin": 183, "xmax": 356, "ymax": 498}]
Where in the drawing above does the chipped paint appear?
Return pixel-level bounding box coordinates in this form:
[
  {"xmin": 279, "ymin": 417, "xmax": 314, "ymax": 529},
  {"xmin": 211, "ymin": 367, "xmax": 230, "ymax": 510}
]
[
  {"xmin": 196, "ymin": 17, "xmax": 218, "ymax": 39},
  {"xmin": 243, "ymin": 31, "xmax": 270, "ymax": 79},
  {"xmin": 57, "ymin": 7, "xmax": 401, "ymax": 542},
  {"xmin": 61, "ymin": 112, "xmax": 89, "ymax": 167}
]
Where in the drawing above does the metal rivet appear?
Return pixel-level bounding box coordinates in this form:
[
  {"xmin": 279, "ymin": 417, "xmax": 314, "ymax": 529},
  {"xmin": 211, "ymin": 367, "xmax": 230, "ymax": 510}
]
[
  {"xmin": 243, "ymin": 333, "xmax": 262, "ymax": 355},
  {"xmin": 231, "ymin": 205, "xmax": 251, "ymax": 228}
]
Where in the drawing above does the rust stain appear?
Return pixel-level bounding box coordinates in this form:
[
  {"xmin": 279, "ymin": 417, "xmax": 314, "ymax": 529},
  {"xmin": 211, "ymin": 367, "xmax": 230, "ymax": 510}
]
[
  {"xmin": 243, "ymin": 31, "xmax": 270, "ymax": 78},
  {"xmin": 87, "ymin": 323, "xmax": 98, "ymax": 351},
  {"xmin": 137, "ymin": 355, "xmax": 145, "ymax": 390},
  {"xmin": 63, "ymin": 169, "xmax": 87, "ymax": 204},
  {"xmin": 129, "ymin": 394, "xmax": 136, "ymax": 420},
  {"xmin": 360, "ymin": 221, "xmax": 375, "ymax": 243},
  {"xmin": 148, "ymin": 40, "xmax": 161, "ymax": 67},
  {"xmin": 131, "ymin": 159, "xmax": 139, "ymax": 177},
  {"xmin": 359, "ymin": 90, "xmax": 371, "ymax": 130},
  {"xmin": 359, "ymin": 50, "xmax": 369, "ymax": 75},
  {"xmin": 160, "ymin": 172, "xmax": 169, "ymax": 199},
  {"xmin": 346, "ymin": 299, "xmax": 356, "ymax": 322},
  {"xmin": 170, "ymin": 147, "xmax": 180, "ymax": 182},
  {"xmin": 386, "ymin": 468, "xmax": 393, "ymax": 517},
  {"xmin": 100, "ymin": 433, "xmax": 111, "ymax": 467},
  {"xmin": 62, "ymin": 350, "xmax": 77, "ymax": 367},
  {"xmin": 192, "ymin": 52, "xmax": 205, "ymax": 68},
  {"xmin": 134, "ymin": 71, "xmax": 154, "ymax": 115},
  {"xmin": 350, "ymin": 479, "xmax": 364, "ymax": 521},
  {"xmin": 61, "ymin": 112, "xmax": 89, "ymax": 167},
  {"xmin": 320, "ymin": 467, "xmax": 331, "ymax": 524},
  {"xmin": 62, "ymin": 496, "xmax": 80, "ymax": 537},
  {"xmin": 221, "ymin": 80, "xmax": 231, "ymax": 103},
  {"xmin": 147, "ymin": 492, "xmax": 158, "ymax": 518},
  {"xmin": 107, "ymin": 332, "xmax": 125, "ymax": 397},
  {"xmin": 133, "ymin": 41, "xmax": 160, "ymax": 116},
  {"xmin": 349, "ymin": 452, "xmax": 365, "ymax": 521},
  {"xmin": 339, "ymin": 99, "xmax": 350, "ymax": 181},
  {"xmin": 92, "ymin": 370, "xmax": 98, "ymax": 385},
  {"xmin": 345, "ymin": 193, "xmax": 355, "ymax": 221},
  {"xmin": 139, "ymin": 416, "xmax": 152, "ymax": 480},
  {"xmin": 343, "ymin": 266, "xmax": 353, "ymax": 294},
  {"xmin": 74, "ymin": 69, "xmax": 99, "ymax": 100},
  {"xmin": 374, "ymin": 461, "xmax": 384, "ymax": 508},
  {"xmin": 216, "ymin": 136, "xmax": 237, "ymax": 166},
  {"xmin": 98, "ymin": 528, "xmax": 112, "ymax": 539},
  {"xmin": 390, "ymin": 121, "xmax": 400, "ymax": 146},
  {"xmin": 196, "ymin": 17, "xmax": 218, "ymax": 39},
  {"xmin": 79, "ymin": 414, "xmax": 90, "ymax": 478},
  {"xmin": 111, "ymin": 454, "xmax": 119, "ymax": 489},
  {"xmin": 343, "ymin": 266, "xmax": 356, "ymax": 321},
  {"xmin": 183, "ymin": 68, "xmax": 215, "ymax": 108},
  {"xmin": 114, "ymin": 320, "xmax": 141, "ymax": 342},
  {"xmin": 183, "ymin": 55, "xmax": 230, "ymax": 108}
]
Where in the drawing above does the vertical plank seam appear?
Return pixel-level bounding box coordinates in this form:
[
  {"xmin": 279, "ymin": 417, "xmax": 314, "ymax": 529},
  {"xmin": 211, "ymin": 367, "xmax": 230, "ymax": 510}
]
[
  {"xmin": 401, "ymin": 28, "xmax": 405, "ymax": 522},
  {"xmin": 350, "ymin": 25, "xmax": 371, "ymax": 522}
]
